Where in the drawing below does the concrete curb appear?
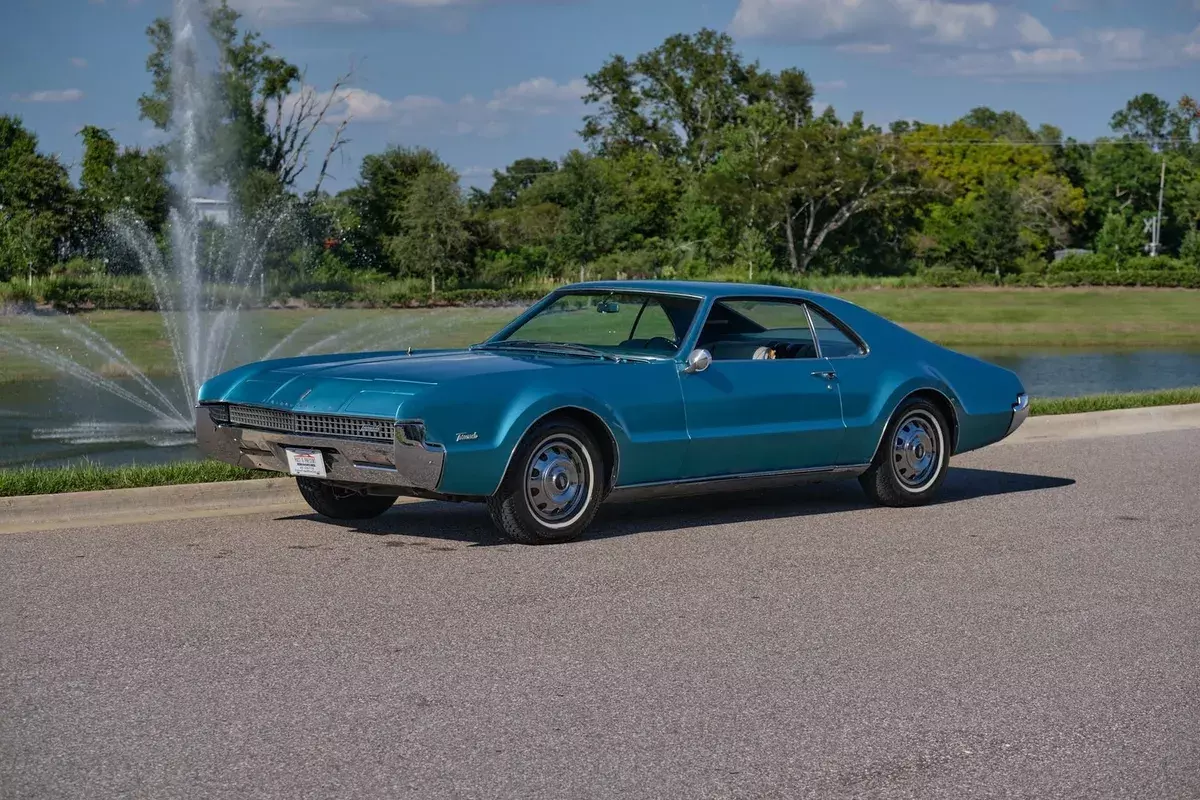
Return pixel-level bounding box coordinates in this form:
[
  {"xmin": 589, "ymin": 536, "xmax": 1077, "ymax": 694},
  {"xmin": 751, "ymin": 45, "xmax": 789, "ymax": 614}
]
[
  {"xmin": 2, "ymin": 403, "xmax": 1198, "ymax": 534},
  {"xmin": 1001, "ymin": 402, "xmax": 1200, "ymax": 446}
]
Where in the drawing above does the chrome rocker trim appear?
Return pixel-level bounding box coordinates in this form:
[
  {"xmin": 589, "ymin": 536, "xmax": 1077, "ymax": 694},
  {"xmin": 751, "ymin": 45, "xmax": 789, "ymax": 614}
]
[
  {"xmin": 1006, "ymin": 393, "xmax": 1031, "ymax": 437},
  {"xmin": 608, "ymin": 463, "xmax": 871, "ymax": 502},
  {"xmin": 195, "ymin": 405, "xmax": 445, "ymax": 494}
]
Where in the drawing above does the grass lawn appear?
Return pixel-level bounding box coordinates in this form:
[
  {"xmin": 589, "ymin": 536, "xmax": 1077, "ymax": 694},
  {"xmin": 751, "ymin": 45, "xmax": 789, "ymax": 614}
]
[
  {"xmin": 2, "ymin": 385, "xmax": 1196, "ymax": 498},
  {"xmin": 1, "ymin": 288, "xmax": 1198, "ymax": 384}
]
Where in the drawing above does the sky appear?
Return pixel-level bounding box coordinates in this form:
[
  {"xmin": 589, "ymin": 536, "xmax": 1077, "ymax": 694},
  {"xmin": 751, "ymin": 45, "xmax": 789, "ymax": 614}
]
[{"xmin": 1, "ymin": 0, "xmax": 1198, "ymax": 192}]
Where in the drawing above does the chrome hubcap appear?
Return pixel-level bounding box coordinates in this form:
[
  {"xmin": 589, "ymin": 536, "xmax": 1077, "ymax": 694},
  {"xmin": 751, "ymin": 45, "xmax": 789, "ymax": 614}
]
[
  {"xmin": 526, "ymin": 438, "xmax": 589, "ymax": 524},
  {"xmin": 893, "ymin": 412, "xmax": 940, "ymax": 489}
]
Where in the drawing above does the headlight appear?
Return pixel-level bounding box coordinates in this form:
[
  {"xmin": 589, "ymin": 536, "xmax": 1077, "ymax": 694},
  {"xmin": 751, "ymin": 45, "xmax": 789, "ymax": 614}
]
[{"xmin": 206, "ymin": 404, "xmax": 231, "ymax": 424}]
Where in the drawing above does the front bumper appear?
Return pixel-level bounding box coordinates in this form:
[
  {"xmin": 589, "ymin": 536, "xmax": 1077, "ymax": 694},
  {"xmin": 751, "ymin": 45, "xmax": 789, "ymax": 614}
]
[
  {"xmin": 1006, "ymin": 393, "xmax": 1030, "ymax": 437},
  {"xmin": 195, "ymin": 406, "xmax": 445, "ymax": 492}
]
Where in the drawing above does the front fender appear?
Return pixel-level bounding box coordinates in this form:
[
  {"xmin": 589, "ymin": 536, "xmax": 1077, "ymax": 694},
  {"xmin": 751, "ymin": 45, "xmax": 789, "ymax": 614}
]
[{"xmin": 414, "ymin": 386, "xmax": 632, "ymax": 497}]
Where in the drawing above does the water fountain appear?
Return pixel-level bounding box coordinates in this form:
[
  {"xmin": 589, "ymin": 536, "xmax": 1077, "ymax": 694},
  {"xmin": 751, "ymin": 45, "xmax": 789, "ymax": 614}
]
[{"xmin": 0, "ymin": 0, "xmax": 321, "ymax": 465}]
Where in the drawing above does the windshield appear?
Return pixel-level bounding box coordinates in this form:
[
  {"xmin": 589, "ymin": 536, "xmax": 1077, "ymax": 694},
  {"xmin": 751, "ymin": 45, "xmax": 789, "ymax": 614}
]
[{"xmin": 491, "ymin": 292, "xmax": 701, "ymax": 356}]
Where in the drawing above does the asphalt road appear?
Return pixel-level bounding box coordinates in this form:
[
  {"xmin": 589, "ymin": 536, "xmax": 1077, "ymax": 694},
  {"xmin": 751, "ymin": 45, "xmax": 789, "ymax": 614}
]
[{"xmin": 2, "ymin": 431, "xmax": 1198, "ymax": 800}]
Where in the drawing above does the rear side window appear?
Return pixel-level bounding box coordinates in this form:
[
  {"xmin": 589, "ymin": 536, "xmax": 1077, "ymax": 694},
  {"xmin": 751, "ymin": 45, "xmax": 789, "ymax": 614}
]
[{"xmin": 807, "ymin": 306, "xmax": 866, "ymax": 358}]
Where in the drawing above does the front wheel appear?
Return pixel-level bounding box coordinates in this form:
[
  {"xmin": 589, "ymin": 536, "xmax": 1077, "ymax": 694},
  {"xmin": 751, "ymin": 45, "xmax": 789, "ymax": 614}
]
[
  {"xmin": 859, "ymin": 399, "xmax": 950, "ymax": 507},
  {"xmin": 487, "ymin": 419, "xmax": 605, "ymax": 545},
  {"xmin": 296, "ymin": 478, "xmax": 397, "ymax": 520}
]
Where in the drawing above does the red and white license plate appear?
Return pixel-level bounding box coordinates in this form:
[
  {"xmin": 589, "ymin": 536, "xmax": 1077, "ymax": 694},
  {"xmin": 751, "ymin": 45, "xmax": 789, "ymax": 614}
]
[{"xmin": 284, "ymin": 447, "xmax": 327, "ymax": 478}]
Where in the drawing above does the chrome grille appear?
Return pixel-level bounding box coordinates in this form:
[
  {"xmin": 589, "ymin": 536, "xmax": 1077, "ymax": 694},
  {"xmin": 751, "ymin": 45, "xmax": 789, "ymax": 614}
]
[{"xmin": 227, "ymin": 405, "xmax": 395, "ymax": 442}]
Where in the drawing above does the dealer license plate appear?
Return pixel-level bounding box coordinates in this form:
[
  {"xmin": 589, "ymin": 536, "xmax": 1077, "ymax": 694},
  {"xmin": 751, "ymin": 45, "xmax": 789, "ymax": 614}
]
[{"xmin": 285, "ymin": 448, "xmax": 327, "ymax": 478}]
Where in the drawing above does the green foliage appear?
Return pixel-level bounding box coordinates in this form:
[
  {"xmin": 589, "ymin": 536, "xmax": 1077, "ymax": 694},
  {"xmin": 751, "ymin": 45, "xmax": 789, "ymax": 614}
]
[
  {"xmin": 7, "ymin": 22, "xmax": 1200, "ymax": 299},
  {"xmin": 387, "ymin": 166, "xmax": 470, "ymax": 290},
  {"xmin": 0, "ymin": 116, "xmax": 78, "ymax": 280},
  {"xmin": 1030, "ymin": 387, "xmax": 1200, "ymax": 417},
  {"xmin": 0, "ymin": 280, "xmax": 36, "ymax": 309},
  {"xmin": 1095, "ymin": 211, "xmax": 1146, "ymax": 267},
  {"xmin": 970, "ymin": 178, "xmax": 1024, "ymax": 279},
  {"xmin": 0, "ymin": 460, "xmax": 267, "ymax": 498},
  {"xmin": 1180, "ymin": 229, "xmax": 1200, "ymax": 268}
]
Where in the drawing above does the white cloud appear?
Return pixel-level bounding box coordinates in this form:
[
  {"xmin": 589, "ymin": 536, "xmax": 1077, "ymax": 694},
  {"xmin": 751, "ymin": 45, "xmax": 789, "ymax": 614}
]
[
  {"xmin": 835, "ymin": 42, "xmax": 892, "ymax": 53},
  {"xmin": 10, "ymin": 89, "xmax": 85, "ymax": 103},
  {"xmin": 283, "ymin": 76, "xmax": 584, "ymax": 138},
  {"xmin": 730, "ymin": 0, "xmax": 1026, "ymax": 46},
  {"xmin": 1010, "ymin": 47, "xmax": 1085, "ymax": 66},
  {"xmin": 1092, "ymin": 27, "xmax": 1145, "ymax": 61},
  {"xmin": 69, "ymin": 57, "xmax": 88, "ymax": 68},
  {"xmin": 1016, "ymin": 13, "xmax": 1053, "ymax": 45},
  {"xmin": 940, "ymin": 26, "xmax": 1197, "ymax": 78},
  {"xmin": 229, "ymin": 0, "xmax": 567, "ymax": 25}
]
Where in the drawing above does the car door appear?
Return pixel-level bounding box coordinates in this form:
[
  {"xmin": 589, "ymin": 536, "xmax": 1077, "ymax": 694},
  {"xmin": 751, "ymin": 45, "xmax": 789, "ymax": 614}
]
[
  {"xmin": 804, "ymin": 302, "xmax": 878, "ymax": 465},
  {"xmin": 679, "ymin": 298, "xmax": 846, "ymax": 479}
]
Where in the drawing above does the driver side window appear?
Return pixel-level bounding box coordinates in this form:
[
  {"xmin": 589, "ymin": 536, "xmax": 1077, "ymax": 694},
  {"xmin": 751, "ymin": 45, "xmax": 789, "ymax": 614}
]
[{"xmin": 699, "ymin": 299, "xmax": 819, "ymax": 362}]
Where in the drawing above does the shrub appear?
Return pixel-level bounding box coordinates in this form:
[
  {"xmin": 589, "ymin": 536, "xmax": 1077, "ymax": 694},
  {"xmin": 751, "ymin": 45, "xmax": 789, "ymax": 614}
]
[
  {"xmin": 913, "ymin": 266, "xmax": 984, "ymax": 287},
  {"xmin": 40, "ymin": 275, "xmax": 93, "ymax": 312},
  {"xmin": 300, "ymin": 290, "xmax": 356, "ymax": 308},
  {"xmin": 1047, "ymin": 252, "xmax": 1114, "ymax": 274},
  {"xmin": 53, "ymin": 257, "xmax": 105, "ymax": 277},
  {"xmin": 1180, "ymin": 229, "xmax": 1200, "ymax": 269},
  {"xmin": 1123, "ymin": 256, "xmax": 1187, "ymax": 272},
  {"xmin": 0, "ymin": 280, "xmax": 36, "ymax": 312},
  {"xmin": 1006, "ymin": 270, "xmax": 1200, "ymax": 288}
]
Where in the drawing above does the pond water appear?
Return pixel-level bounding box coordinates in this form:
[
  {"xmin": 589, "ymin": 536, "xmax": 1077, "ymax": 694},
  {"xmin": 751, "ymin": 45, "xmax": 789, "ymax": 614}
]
[{"xmin": 2, "ymin": 348, "xmax": 1199, "ymax": 469}]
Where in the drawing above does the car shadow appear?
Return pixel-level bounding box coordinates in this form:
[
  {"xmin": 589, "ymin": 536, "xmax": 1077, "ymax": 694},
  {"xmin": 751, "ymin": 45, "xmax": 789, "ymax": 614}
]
[{"xmin": 277, "ymin": 468, "xmax": 1075, "ymax": 547}]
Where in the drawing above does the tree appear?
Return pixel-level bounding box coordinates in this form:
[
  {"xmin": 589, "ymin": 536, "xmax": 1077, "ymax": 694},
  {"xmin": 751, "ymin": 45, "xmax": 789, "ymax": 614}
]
[
  {"xmin": 139, "ymin": 0, "xmax": 350, "ymax": 196},
  {"xmin": 1110, "ymin": 93, "xmax": 1173, "ymax": 144},
  {"xmin": 777, "ymin": 115, "xmax": 923, "ymax": 273},
  {"xmin": 1095, "ymin": 210, "xmax": 1145, "ymax": 268},
  {"xmin": 0, "ymin": 116, "xmax": 77, "ymax": 279},
  {"xmin": 470, "ymin": 158, "xmax": 559, "ymax": 211},
  {"xmin": 79, "ymin": 126, "xmax": 171, "ymax": 235},
  {"xmin": 342, "ymin": 146, "xmax": 444, "ymax": 271},
  {"xmin": 388, "ymin": 167, "xmax": 469, "ymax": 292},
  {"xmin": 956, "ymin": 107, "xmax": 1035, "ymax": 142},
  {"xmin": 582, "ymin": 29, "xmax": 813, "ymax": 170},
  {"xmin": 1086, "ymin": 142, "xmax": 1200, "ymax": 253},
  {"xmin": 970, "ymin": 178, "xmax": 1023, "ymax": 279},
  {"xmin": 1180, "ymin": 228, "xmax": 1200, "ymax": 268}
]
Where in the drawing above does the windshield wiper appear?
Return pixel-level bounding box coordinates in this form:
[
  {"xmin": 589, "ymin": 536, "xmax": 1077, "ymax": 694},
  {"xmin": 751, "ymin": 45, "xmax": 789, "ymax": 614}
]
[{"xmin": 471, "ymin": 340, "xmax": 624, "ymax": 362}]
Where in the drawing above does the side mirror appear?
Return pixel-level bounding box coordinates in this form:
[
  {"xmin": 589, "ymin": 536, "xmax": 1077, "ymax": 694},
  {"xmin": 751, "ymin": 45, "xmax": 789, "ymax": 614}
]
[{"xmin": 683, "ymin": 348, "xmax": 712, "ymax": 374}]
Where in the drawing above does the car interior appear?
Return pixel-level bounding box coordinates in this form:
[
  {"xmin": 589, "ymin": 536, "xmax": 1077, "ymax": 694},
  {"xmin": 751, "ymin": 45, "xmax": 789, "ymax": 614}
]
[{"xmin": 697, "ymin": 301, "xmax": 820, "ymax": 361}]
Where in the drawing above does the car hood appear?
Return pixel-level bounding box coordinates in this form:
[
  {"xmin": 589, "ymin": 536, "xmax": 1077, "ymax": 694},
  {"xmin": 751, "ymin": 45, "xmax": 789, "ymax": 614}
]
[{"xmin": 197, "ymin": 348, "xmax": 591, "ymax": 417}]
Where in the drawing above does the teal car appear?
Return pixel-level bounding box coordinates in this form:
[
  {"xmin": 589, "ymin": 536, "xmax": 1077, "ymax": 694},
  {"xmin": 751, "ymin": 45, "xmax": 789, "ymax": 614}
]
[{"xmin": 196, "ymin": 280, "xmax": 1030, "ymax": 544}]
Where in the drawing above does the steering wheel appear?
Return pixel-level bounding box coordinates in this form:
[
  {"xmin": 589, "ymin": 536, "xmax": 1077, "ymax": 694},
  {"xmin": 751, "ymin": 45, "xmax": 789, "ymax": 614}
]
[{"xmin": 644, "ymin": 336, "xmax": 677, "ymax": 351}]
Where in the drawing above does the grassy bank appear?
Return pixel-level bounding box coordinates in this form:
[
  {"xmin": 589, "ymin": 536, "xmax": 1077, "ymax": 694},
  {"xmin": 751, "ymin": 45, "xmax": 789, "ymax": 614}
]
[
  {"xmin": 2, "ymin": 386, "xmax": 1196, "ymax": 498},
  {"xmin": 1029, "ymin": 386, "xmax": 1200, "ymax": 416},
  {"xmin": 2, "ymin": 288, "xmax": 1199, "ymax": 383},
  {"xmin": 0, "ymin": 461, "xmax": 267, "ymax": 498}
]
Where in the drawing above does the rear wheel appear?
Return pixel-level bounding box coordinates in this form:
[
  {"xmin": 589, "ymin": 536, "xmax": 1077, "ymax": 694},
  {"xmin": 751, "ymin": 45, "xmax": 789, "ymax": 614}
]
[
  {"xmin": 859, "ymin": 398, "xmax": 949, "ymax": 507},
  {"xmin": 296, "ymin": 478, "xmax": 397, "ymax": 520},
  {"xmin": 487, "ymin": 419, "xmax": 604, "ymax": 545}
]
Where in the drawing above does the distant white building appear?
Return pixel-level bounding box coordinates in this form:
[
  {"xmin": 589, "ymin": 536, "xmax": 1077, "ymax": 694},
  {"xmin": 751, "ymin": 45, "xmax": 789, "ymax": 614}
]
[{"xmin": 191, "ymin": 198, "xmax": 231, "ymax": 226}]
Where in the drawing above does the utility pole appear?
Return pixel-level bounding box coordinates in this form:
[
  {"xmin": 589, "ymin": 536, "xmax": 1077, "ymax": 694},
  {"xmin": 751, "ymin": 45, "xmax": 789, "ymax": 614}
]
[{"xmin": 1150, "ymin": 156, "xmax": 1166, "ymax": 257}]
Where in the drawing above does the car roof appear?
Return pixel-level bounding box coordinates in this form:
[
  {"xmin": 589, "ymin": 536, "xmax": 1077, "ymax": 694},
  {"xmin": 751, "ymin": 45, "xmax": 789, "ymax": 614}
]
[{"xmin": 558, "ymin": 279, "xmax": 835, "ymax": 303}]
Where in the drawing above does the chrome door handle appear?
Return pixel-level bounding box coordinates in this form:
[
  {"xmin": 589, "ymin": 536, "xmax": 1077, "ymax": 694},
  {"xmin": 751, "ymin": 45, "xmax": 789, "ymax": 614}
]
[{"xmin": 812, "ymin": 370, "xmax": 837, "ymax": 381}]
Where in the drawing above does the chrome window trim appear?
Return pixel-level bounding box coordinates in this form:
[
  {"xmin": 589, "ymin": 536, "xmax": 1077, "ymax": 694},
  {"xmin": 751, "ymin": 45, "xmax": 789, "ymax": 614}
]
[
  {"xmin": 685, "ymin": 295, "xmax": 823, "ymax": 363},
  {"xmin": 486, "ymin": 288, "xmax": 707, "ymax": 349},
  {"xmin": 802, "ymin": 301, "xmax": 870, "ymax": 359}
]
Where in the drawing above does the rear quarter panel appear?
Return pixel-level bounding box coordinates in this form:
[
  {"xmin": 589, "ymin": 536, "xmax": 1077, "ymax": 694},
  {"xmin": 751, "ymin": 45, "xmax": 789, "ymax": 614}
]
[{"xmin": 817, "ymin": 296, "xmax": 1025, "ymax": 460}]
